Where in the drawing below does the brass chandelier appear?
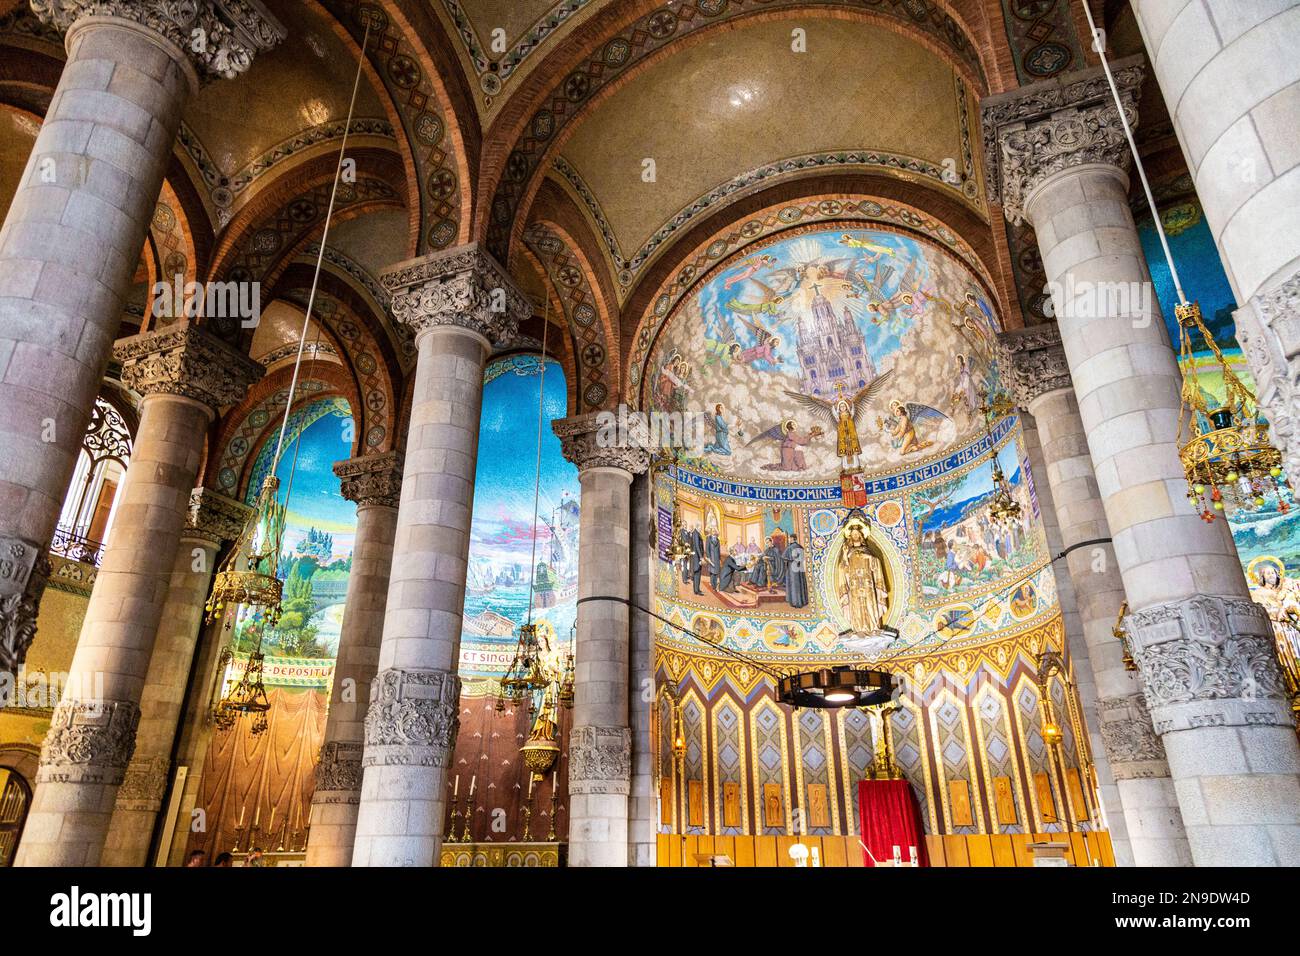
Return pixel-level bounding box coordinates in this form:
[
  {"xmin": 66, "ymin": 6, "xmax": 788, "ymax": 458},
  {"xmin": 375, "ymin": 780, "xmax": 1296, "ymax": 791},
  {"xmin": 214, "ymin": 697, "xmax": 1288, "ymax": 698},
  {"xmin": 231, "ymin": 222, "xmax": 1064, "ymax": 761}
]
[{"xmin": 978, "ymin": 390, "xmax": 1021, "ymax": 526}]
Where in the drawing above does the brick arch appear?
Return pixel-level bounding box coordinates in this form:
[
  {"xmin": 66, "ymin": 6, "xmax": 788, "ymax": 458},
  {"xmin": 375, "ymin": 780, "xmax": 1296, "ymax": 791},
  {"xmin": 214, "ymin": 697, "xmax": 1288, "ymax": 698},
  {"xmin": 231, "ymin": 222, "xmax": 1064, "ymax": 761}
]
[
  {"xmin": 621, "ymin": 189, "xmax": 1009, "ymax": 410},
  {"xmin": 476, "ymin": 0, "xmax": 998, "ymax": 264}
]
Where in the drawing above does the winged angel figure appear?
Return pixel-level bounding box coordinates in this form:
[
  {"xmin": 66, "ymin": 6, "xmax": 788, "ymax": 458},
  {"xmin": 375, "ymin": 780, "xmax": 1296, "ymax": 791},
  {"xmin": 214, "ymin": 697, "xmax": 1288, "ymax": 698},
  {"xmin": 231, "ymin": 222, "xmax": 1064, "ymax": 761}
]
[{"xmin": 782, "ymin": 370, "xmax": 896, "ymax": 472}]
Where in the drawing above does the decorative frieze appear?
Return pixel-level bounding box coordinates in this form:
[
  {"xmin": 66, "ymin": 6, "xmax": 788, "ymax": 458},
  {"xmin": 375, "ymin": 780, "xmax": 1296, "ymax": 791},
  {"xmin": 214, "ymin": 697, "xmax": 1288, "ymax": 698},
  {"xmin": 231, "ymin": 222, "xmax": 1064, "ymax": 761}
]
[
  {"xmin": 553, "ymin": 412, "xmax": 651, "ymax": 476},
  {"xmin": 1098, "ymin": 693, "xmax": 1169, "ymax": 780},
  {"xmin": 1127, "ymin": 595, "xmax": 1293, "ymax": 733},
  {"xmin": 114, "ymin": 753, "xmax": 170, "ymax": 811},
  {"xmin": 981, "ymin": 57, "xmax": 1145, "ymax": 223},
  {"xmin": 30, "ymin": 0, "xmax": 286, "ymax": 81},
  {"xmin": 568, "ymin": 725, "xmax": 631, "ymax": 795},
  {"xmin": 995, "ymin": 326, "xmax": 1072, "ymax": 409},
  {"xmin": 114, "ymin": 326, "xmax": 263, "ymax": 412},
  {"xmin": 314, "ymin": 740, "xmax": 364, "ymax": 800},
  {"xmin": 185, "ymin": 486, "xmax": 251, "ymax": 546},
  {"xmin": 36, "ymin": 697, "xmax": 141, "ymax": 786},
  {"xmin": 380, "ymin": 243, "xmax": 530, "ymax": 347},
  {"xmin": 362, "ymin": 667, "xmax": 460, "ymax": 768},
  {"xmin": 334, "ymin": 452, "xmax": 404, "ymax": 510}
]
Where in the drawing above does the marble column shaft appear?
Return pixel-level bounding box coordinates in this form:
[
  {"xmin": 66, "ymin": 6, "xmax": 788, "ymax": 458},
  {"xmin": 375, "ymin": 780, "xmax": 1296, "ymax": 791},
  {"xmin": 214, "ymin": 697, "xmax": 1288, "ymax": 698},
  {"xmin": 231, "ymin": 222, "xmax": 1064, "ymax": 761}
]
[
  {"xmin": 627, "ymin": 472, "xmax": 656, "ymax": 866},
  {"xmin": 985, "ymin": 63, "xmax": 1300, "ymax": 865},
  {"xmin": 351, "ymin": 244, "xmax": 526, "ymax": 867},
  {"xmin": 0, "ymin": 0, "xmax": 282, "ymax": 672},
  {"xmin": 100, "ymin": 487, "xmax": 248, "ymax": 867},
  {"xmin": 1001, "ymin": 326, "xmax": 1191, "ymax": 866},
  {"xmin": 554, "ymin": 412, "xmax": 648, "ymax": 868},
  {"xmin": 306, "ymin": 452, "xmax": 402, "ymax": 867},
  {"xmin": 16, "ymin": 327, "xmax": 259, "ymax": 866},
  {"xmin": 1131, "ymin": 1, "xmax": 1300, "ymax": 479}
]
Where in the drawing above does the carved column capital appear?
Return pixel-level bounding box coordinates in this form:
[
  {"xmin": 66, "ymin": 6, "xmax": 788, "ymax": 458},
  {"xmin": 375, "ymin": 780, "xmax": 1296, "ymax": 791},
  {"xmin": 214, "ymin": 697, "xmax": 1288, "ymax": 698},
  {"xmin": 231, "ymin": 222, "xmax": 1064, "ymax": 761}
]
[
  {"xmin": 114, "ymin": 326, "xmax": 263, "ymax": 413},
  {"xmin": 362, "ymin": 667, "xmax": 460, "ymax": 769},
  {"xmin": 184, "ymin": 486, "xmax": 250, "ymax": 546},
  {"xmin": 1127, "ymin": 594, "xmax": 1293, "ymax": 733},
  {"xmin": 995, "ymin": 325, "xmax": 1073, "ymax": 410},
  {"xmin": 1098, "ymin": 693, "xmax": 1170, "ymax": 780},
  {"xmin": 114, "ymin": 753, "xmax": 170, "ymax": 811},
  {"xmin": 37, "ymin": 697, "xmax": 141, "ymax": 786},
  {"xmin": 380, "ymin": 243, "xmax": 529, "ymax": 347},
  {"xmin": 553, "ymin": 411, "xmax": 651, "ymax": 476},
  {"xmin": 0, "ymin": 538, "xmax": 51, "ymax": 676},
  {"xmin": 31, "ymin": 0, "xmax": 286, "ymax": 84},
  {"xmin": 981, "ymin": 57, "xmax": 1145, "ymax": 224},
  {"xmin": 314, "ymin": 740, "xmax": 363, "ymax": 803},
  {"xmin": 568, "ymin": 725, "xmax": 631, "ymax": 795},
  {"xmin": 333, "ymin": 451, "xmax": 404, "ymax": 510}
]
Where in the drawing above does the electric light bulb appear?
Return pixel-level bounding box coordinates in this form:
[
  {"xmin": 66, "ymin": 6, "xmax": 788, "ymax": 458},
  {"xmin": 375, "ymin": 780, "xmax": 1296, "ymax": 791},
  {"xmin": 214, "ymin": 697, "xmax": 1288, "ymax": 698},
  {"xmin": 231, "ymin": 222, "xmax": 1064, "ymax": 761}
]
[
  {"xmin": 1193, "ymin": 483, "xmax": 1206, "ymax": 494},
  {"xmin": 1213, "ymin": 501, "xmax": 1225, "ymax": 511},
  {"xmin": 1271, "ymin": 467, "xmax": 1283, "ymax": 478},
  {"xmin": 1226, "ymin": 470, "xmax": 1239, "ymax": 482}
]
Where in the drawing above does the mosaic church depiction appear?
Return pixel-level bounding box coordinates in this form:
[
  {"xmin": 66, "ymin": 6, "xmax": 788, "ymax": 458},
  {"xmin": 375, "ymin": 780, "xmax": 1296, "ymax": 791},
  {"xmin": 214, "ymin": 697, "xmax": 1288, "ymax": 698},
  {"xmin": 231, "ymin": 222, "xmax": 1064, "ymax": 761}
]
[{"xmin": 2, "ymin": 0, "xmax": 1300, "ymax": 883}]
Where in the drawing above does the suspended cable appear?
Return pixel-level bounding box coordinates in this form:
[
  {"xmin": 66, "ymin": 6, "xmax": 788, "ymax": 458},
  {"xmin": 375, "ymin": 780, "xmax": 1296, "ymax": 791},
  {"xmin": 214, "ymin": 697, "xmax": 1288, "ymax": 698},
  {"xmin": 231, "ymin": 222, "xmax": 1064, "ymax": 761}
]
[{"xmin": 525, "ymin": 297, "xmax": 551, "ymax": 627}]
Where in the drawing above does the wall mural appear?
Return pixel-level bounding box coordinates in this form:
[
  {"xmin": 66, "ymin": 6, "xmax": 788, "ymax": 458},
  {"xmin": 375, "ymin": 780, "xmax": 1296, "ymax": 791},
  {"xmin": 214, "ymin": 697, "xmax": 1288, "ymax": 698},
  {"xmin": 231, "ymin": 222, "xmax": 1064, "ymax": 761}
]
[{"xmin": 647, "ymin": 225, "xmax": 1087, "ymax": 841}]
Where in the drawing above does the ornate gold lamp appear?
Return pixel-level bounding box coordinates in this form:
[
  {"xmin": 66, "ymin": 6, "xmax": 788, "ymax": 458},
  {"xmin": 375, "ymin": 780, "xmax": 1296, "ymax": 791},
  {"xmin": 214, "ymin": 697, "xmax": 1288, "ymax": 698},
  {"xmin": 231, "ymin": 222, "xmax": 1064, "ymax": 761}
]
[
  {"xmin": 1176, "ymin": 301, "xmax": 1286, "ymax": 520},
  {"xmin": 978, "ymin": 390, "xmax": 1021, "ymax": 526}
]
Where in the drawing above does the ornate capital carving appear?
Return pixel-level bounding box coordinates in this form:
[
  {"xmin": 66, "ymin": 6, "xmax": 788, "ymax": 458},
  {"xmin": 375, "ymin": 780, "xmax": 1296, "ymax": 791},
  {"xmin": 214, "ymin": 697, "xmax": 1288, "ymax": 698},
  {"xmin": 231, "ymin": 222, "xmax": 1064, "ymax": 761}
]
[
  {"xmin": 0, "ymin": 539, "xmax": 51, "ymax": 678},
  {"xmin": 362, "ymin": 667, "xmax": 460, "ymax": 768},
  {"xmin": 981, "ymin": 58, "xmax": 1144, "ymax": 224},
  {"xmin": 185, "ymin": 486, "xmax": 250, "ymax": 545},
  {"xmin": 1127, "ymin": 594, "xmax": 1293, "ymax": 733},
  {"xmin": 380, "ymin": 244, "xmax": 529, "ymax": 347},
  {"xmin": 313, "ymin": 740, "xmax": 363, "ymax": 801},
  {"xmin": 114, "ymin": 326, "xmax": 263, "ymax": 412},
  {"xmin": 568, "ymin": 725, "xmax": 630, "ymax": 795},
  {"xmin": 114, "ymin": 753, "xmax": 170, "ymax": 811},
  {"xmin": 333, "ymin": 451, "xmax": 404, "ymax": 509},
  {"xmin": 995, "ymin": 325, "xmax": 1072, "ymax": 409},
  {"xmin": 37, "ymin": 697, "xmax": 140, "ymax": 786},
  {"xmin": 552, "ymin": 411, "xmax": 651, "ymax": 476},
  {"xmin": 31, "ymin": 0, "xmax": 286, "ymax": 83},
  {"xmin": 1097, "ymin": 692, "xmax": 1169, "ymax": 780}
]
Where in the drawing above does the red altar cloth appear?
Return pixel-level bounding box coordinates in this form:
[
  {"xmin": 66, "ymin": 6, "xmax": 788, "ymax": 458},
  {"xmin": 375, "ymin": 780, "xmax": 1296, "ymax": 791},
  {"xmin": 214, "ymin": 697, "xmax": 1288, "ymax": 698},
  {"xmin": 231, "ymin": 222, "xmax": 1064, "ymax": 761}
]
[{"xmin": 857, "ymin": 779, "xmax": 930, "ymax": 867}]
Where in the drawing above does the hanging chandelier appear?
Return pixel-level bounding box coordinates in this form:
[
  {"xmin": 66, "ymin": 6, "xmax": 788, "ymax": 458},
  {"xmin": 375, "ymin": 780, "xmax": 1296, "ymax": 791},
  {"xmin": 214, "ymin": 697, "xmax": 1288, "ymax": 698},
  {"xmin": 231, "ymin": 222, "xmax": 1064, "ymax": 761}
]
[
  {"xmin": 1176, "ymin": 301, "xmax": 1286, "ymax": 519},
  {"xmin": 651, "ymin": 452, "xmax": 694, "ymax": 569},
  {"xmin": 978, "ymin": 390, "xmax": 1020, "ymax": 526}
]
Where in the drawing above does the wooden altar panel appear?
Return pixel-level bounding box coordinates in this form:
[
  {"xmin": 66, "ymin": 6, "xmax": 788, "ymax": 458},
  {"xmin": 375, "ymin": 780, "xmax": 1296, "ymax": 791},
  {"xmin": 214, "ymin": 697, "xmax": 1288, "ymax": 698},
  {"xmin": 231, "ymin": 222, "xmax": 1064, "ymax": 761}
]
[
  {"xmin": 990, "ymin": 834, "xmax": 1017, "ymax": 867},
  {"xmin": 722, "ymin": 782, "xmax": 741, "ymax": 828},
  {"xmin": 1066, "ymin": 769, "xmax": 1088, "ymax": 821},
  {"xmin": 762, "ymin": 783, "xmax": 784, "ymax": 828},
  {"xmin": 993, "ymin": 776, "xmax": 1017, "ymax": 825},
  {"xmin": 806, "ymin": 784, "xmax": 830, "ymax": 829},
  {"xmin": 687, "ymin": 779, "xmax": 704, "ymax": 827},
  {"xmin": 925, "ymin": 834, "xmax": 945, "ymax": 866},
  {"xmin": 942, "ymin": 834, "xmax": 969, "ymax": 866},
  {"xmin": 949, "ymin": 779, "xmax": 974, "ymax": 827},
  {"xmin": 966, "ymin": 834, "xmax": 994, "ymax": 866},
  {"xmin": 1032, "ymin": 773, "xmax": 1058, "ymax": 823},
  {"xmin": 660, "ymin": 779, "xmax": 672, "ymax": 825},
  {"xmin": 734, "ymin": 835, "xmax": 756, "ymax": 867}
]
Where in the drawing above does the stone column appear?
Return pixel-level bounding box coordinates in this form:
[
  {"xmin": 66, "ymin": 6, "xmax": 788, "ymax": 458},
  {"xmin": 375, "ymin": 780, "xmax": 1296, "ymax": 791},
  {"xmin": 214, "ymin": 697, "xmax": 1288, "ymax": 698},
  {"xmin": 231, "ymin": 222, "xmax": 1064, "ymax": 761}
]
[
  {"xmin": 101, "ymin": 487, "xmax": 248, "ymax": 866},
  {"xmin": 985, "ymin": 64, "xmax": 1300, "ymax": 865},
  {"xmin": 16, "ymin": 327, "xmax": 260, "ymax": 866},
  {"xmin": 553, "ymin": 413, "xmax": 649, "ymax": 867},
  {"xmin": 350, "ymin": 245, "xmax": 527, "ymax": 867},
  {"xmin": 1001, "ymin": 326, "xmax": 1191, "ymax": 866},
  {"xmin": 305, "ymin": 452, "xmax": 402, "ymax": 867},
  {"xmin": 1131, "ymin": 1, "xmax": 1300, "ymax": 480},
  {"xmin": 627, "ymin": 471, "xmax": 656, "ymax": 866},
  {"xmin": 0, "ymin": 0, "xmax": 283, "ymax": 672}
]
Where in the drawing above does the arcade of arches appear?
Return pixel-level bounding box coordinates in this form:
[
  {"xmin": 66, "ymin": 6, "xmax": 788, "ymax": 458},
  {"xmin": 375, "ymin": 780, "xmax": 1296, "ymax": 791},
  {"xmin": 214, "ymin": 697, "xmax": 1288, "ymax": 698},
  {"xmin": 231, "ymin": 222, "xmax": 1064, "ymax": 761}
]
[{"xmin": 1, "ymin": 0, "xmax": 1299, "ymax": 870}]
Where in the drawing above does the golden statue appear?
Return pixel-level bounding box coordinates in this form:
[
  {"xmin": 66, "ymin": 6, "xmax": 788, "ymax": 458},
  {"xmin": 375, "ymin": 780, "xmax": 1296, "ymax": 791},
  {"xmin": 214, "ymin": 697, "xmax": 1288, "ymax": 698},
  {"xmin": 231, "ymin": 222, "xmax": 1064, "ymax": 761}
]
[{"xmin": 837, "ymin": 513, "xmax": 890, "ymax": 633}]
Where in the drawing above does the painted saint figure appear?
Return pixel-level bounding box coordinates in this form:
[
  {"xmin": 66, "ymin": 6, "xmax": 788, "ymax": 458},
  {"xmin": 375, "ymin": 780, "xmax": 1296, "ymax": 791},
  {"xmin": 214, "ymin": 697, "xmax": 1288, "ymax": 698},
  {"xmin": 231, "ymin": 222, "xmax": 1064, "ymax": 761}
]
[
  {"xmin": 783, "ymin": 536, "xmax": 809, "ymax": 608},
  {"xmin": 747, "ymin": 535, "xmax": 786, "ymax": 590},
  {"xmin": 837, "ymin": 514, "xmax": 890, "ymax": 633},
  {"xmin": 704, "ymin": 402, "xmax": 732, "ymax": 455}
]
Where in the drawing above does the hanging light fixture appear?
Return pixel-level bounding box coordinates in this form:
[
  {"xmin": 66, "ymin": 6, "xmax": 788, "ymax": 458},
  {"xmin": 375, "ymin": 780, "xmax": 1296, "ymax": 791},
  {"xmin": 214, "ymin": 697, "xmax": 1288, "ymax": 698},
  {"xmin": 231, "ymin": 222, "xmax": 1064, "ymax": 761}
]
[
  {"xmin": 208, "ymin": 21, "xmax": 374, "ymax": 734},
  {"xmin": 978, "ymin": 389, "xmax": 1020, "ymax": 527},
  {"xmin": 1078, "ymin": 1, "xmax": 1286, "ymax": 521},
  {"xmin": 650, "ymin": 452, "xmax": 694, "ymax": 570}
]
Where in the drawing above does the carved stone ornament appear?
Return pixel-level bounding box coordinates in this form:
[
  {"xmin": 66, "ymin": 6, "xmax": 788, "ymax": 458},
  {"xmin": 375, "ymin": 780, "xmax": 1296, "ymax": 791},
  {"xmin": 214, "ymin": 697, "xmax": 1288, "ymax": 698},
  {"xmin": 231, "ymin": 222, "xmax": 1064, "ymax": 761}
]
[
  {"xmin": 114, "ymin": 753, "xmax": 170, "ymax": 811},
  {"xmin": 1097, "ymin": 692, "xmax": 1168, "ymax": 780},
  {"xmin": 567, "ymin": 724, "xmax": 631, "ymax": 795},
  {"xmin": 314, "ymin": 740, "xmax": 363, "ymax": 800},
  {"xmin": 31, "ymin": 0, "xmax": 286, "ymax": 82},
  {"xmin": 0, "ymin": 540, "xmax": 51, "ymax": 676},
  {"xmin": 380, "ymin": 243, "xmax": 530, "ymax": 348},
  {"xmin": 334, "ymin": 451, "xmax": 404, "ymax": 509},
  {"xmin": 36, "ymin": 697, "xmax": 141, "ymax": 786},
  {"xmin": 1236, "ymin": 273, "xmax": 1300, "ymax": 483},
  {"xmin": 552, "ymin": 411, "xmax": 651, "ymax": 476},
  {"xmin": 995, "ymin": 325, "xmax": 1072, "ymax": 409},
  {"xmin": 981, "ymin": 57, "xmax": 1145, "ymax": 224},
  {"xmin": 185, "ymin": 486, "xmax": 251, "ymax": 545},
  {"xmin": 1127, "ymin": 594, "xmax": 1293, "ymax": 734},
  {"xmin": 362, "ymin": 667, "xmax": 460, "ymax": 768},
  {"xmin": 114, "ymin": 325, "xmax": 264, "ymax": 411}
]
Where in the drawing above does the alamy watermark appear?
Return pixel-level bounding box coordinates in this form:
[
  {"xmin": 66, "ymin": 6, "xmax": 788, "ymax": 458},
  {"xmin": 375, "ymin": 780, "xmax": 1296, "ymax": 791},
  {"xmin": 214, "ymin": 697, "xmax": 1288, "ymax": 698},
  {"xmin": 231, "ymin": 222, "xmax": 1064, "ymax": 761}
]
[
  {"xmin": 151, "ymin": 274, "xmax": 261, "ymax": 327},
  {"xmin": 1045, "ymin": 275, "xmax": 1154, "ymax": 326},
  {"xmin": 595, "ymin": 404, "xmax": 709, "ymax": 454}
]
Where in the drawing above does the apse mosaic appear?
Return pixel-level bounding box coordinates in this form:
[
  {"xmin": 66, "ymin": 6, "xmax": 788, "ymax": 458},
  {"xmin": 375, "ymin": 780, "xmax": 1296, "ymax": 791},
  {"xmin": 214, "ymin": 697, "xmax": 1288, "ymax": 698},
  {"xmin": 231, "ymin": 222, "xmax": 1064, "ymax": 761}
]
[
  {"xmin": 457, "ymin": 355, "xmax": 580, "ymax": 687},
  {"xmin": 647, "ymin": 227, "xmax": 1002, "ymax": 484}
]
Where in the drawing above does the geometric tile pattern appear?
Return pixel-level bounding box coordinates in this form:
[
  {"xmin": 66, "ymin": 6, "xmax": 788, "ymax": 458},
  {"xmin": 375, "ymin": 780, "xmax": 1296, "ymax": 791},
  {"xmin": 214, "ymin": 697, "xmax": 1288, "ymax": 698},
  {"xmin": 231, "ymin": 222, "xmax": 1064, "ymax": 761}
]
[
  {"xmin": 796, "ymin": 709, "xmax": 834, "ymax": 835},
  {"xmin": 751, "ymin": 700, "xmax": 789, "ymax": 836},
  {"xmin": 712, "ymin": 698, "xmax": 745, "ymax": 835},
  {"xmin": 839, "ymin": 708, "xmax": 874, "ymax": 837}
]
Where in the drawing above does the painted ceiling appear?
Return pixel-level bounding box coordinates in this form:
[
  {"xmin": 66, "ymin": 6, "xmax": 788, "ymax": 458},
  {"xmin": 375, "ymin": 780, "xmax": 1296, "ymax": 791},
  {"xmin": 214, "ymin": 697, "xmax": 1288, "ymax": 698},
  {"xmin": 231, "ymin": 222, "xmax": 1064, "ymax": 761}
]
[
  {"xmin": 647, "ymin": 225, "xmax": 1002, "ymax": 485},
  {"xmin": 554, "ymin": 18, "xmax": 980, "ymax": 287}
]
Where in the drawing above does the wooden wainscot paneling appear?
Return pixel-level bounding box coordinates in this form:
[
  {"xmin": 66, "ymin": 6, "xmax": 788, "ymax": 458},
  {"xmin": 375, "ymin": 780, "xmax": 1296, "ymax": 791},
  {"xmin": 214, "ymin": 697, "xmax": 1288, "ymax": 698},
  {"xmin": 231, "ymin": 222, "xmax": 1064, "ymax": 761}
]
[
  {"xmin": 722, "ymin": 782, "xmax": 741, "ymax": 829},
  {"xmin": 806, "ymin": 784, "xmax": 830, "ymax": 829},
  {"xmin": 763, "ymin": 783, "xmax": 784, "ymax": 828},
  {"xmin": 993, "ymin": 776, "xmax": 1017, "ymax": 826},
  {"xmin": 949, "ymin": 780, "xmax": 974, "ymax": 827},
  {"xmin": 687, "ymin": 780, "xmax": 705, "ymax": 828},
  {"xmin": 1066, "ymin": 769, "xmax": 1088, "ymax": 821},
  {"xmin": 660, "ymin": 779, "xmax": 673, "ymax": 826},
  {"xmin": 1033, "ymin": 773, "xmax": 1058, "ymax": 823}
]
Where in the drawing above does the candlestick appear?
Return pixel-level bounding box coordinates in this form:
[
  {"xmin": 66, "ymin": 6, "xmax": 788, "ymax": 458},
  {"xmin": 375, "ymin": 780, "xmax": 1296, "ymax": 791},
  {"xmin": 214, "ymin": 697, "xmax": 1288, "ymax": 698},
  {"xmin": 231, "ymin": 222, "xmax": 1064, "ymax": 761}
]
[
  {"xmin": 546, "ymin": 782, "xmax": 558, "ymax": 842},
  {"xmin": 521, "ymin": 788, "xmax": 535, "ymax": 842},
  {"xmin": 447, "ymin": 802, "xmax": 461, "ymax": 843},
  {"xmin": 460, "ymin": 795, "xmax": 473, "ymax": 843}
]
